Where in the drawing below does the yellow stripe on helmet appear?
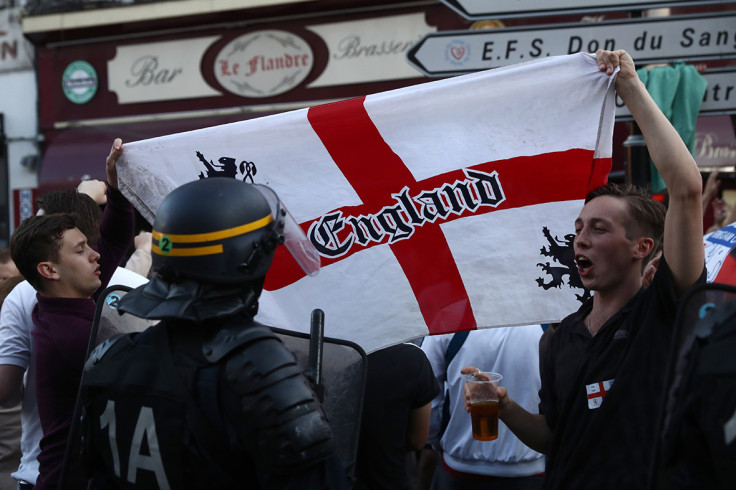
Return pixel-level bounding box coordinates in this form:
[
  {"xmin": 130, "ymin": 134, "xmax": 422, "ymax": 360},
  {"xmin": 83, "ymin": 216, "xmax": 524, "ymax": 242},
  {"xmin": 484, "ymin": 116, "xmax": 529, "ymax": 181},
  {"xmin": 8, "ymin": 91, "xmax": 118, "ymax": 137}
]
[
  {"xmin": 152, "ymin": 214, "xmax": 273, "ymax": 243},
  {"xmin": 152, "ymin": 244, "xmax": 223, "ymax": 257}
]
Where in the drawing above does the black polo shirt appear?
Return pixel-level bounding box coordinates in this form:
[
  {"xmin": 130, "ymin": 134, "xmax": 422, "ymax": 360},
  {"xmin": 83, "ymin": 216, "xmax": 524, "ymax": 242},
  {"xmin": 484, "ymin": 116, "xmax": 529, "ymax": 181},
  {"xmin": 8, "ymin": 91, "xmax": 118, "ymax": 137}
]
[{"xmin": 539, "ymin": 257, "xmax": 706, "ymax": 489}]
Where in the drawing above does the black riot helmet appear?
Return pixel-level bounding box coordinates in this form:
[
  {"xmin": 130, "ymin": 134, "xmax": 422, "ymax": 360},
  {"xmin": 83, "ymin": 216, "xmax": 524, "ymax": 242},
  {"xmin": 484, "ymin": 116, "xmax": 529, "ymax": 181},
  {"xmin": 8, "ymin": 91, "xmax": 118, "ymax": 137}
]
[
  {"xmin": 152, "ymin": 177, "xmax": 283, "ymax": 285},
  {"xmin": 118, "ymin": 178, "xmax": 319, "ymax": 321}
]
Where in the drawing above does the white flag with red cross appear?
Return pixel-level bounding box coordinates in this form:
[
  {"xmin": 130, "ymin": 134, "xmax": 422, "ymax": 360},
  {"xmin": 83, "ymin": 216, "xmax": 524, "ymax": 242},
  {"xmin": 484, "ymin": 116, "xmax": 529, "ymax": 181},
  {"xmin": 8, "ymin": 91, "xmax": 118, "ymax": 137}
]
[{"xmin": 117, "ymin": 53, "xmax": 616, "ymax": 353}]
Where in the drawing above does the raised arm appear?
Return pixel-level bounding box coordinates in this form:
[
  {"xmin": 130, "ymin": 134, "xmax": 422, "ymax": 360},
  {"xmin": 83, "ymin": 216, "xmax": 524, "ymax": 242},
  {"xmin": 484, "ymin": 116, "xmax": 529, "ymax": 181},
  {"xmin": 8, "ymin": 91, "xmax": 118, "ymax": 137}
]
[
  {"xmin": 722, "ymin": 199, "xmax": 736, "ymax": 229},
  {"xmin": 94, "ymin": 138, "xmax": 136, "ymax": 300},
  {"xmin": 106, "ymin": 138, "xmax": 123, "ymax": 190},
  {"xmin": 124, "ymin": 231, "xmax": 153, "ymax": 277},
  {"xmin": 597, "ymin": 50, "xmax": 704, "ymax": 294},
  {"xmin": 702, "ymin": 171, "xmax": 720, "ymax": 217}
]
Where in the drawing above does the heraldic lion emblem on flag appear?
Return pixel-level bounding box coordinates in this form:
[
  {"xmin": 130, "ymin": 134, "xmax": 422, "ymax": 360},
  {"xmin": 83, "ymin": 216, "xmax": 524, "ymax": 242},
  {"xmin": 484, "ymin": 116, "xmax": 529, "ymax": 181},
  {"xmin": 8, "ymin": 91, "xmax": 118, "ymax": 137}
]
[
  {"xmin": 536, "ymin": 226, "xmax": 591, "ymax": 303},
  {"xmin": 196, "ymin": 150, "xmax": 257, "ymax": 183}
]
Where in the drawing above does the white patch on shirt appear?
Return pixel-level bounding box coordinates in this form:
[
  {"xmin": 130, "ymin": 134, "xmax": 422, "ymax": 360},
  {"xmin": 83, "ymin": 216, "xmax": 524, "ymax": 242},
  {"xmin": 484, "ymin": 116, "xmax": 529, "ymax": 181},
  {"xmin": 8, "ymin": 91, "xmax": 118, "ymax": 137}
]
[{"xmin": 586, "ymin": 379, "xmax": 614, "ymax": 409}]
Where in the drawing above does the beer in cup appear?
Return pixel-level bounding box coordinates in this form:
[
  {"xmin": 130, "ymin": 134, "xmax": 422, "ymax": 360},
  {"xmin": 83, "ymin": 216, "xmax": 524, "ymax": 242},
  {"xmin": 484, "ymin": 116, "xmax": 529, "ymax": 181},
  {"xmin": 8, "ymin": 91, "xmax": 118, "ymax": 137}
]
[{"xmin": 463, "ymin": 371, "xmax": 503, "ymax": 441}]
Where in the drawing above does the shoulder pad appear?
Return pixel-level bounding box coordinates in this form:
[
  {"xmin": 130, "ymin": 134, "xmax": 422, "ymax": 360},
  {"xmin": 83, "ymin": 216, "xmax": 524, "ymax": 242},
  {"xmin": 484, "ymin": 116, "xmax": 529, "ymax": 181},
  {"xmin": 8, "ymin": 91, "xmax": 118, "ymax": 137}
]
[
  {"xmin": 695, "ymin": 300, "xmax": 736, "ymax": 340},
  {"xmin": 202, "ymin": 321, "xmax": 277, "ymax": 363},
  {"xmin": 84, "ymin": 334, "xmax": 127, "ymax": 372}
]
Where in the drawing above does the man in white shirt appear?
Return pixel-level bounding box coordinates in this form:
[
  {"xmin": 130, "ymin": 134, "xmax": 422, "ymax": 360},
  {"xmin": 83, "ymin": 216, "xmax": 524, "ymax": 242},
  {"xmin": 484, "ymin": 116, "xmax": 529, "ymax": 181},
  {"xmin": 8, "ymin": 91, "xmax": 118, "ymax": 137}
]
[{"xmin": 423, "ymin": 326, "xmax": 545, "ymax": 488}]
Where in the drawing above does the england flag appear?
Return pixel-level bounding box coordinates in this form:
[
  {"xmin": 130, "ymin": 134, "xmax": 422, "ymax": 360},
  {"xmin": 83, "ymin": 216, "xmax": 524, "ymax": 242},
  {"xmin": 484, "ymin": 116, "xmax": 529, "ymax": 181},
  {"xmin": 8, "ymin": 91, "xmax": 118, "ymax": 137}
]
[{"xmin": 117, "ymin": 52, "xmax": 617, "ymax": 353}]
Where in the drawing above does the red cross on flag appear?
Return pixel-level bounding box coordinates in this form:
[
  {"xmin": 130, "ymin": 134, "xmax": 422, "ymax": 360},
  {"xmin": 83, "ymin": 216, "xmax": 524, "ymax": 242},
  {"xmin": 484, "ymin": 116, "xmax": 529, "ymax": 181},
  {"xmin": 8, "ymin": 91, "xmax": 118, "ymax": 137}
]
[
  {"xmin": 586, "ymin": 379, "xmax": 615, "ymax": 409},
  {"xmin": 118, "ymin": 53, "xmax": 616, "ymax": 353}
]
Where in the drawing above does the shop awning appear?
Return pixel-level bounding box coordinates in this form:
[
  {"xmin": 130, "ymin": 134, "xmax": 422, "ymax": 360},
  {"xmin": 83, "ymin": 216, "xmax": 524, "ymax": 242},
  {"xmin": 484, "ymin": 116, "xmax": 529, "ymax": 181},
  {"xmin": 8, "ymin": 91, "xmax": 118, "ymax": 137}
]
[
  {"xmin": 38, "ymin": 111, "xmax": 275, "ymax": 196},
  {"xmin": 40, "ymin": 126, "xmax": 117, "ymax": 194}
]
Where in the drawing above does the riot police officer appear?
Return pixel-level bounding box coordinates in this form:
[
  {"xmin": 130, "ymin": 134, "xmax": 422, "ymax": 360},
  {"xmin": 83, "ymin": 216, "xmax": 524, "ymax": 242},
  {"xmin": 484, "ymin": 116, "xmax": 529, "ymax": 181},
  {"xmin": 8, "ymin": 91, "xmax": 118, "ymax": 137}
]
[
  {"xmin": 81, "ymin": 177, "xmax": 345, "ymax": 489},
  {"xmin": 654, "ymin": 283, "xmax": 736, "ymax": 490}
]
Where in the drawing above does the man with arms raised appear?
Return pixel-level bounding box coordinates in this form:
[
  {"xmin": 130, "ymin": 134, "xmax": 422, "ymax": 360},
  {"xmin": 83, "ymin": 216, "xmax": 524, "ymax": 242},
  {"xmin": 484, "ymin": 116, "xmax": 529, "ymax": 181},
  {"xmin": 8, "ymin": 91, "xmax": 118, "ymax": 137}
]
[{"xmin": 465, "ymin": 49, "xmax": 705, "ymax": 489}]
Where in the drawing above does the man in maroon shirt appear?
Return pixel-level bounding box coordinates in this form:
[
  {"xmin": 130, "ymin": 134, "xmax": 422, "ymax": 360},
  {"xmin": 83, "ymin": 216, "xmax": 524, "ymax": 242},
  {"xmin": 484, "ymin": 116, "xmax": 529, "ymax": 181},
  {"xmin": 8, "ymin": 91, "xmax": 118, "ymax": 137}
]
[{"xmin": 10, "ymin": 139, "xmax": 136, "ymax": 490}]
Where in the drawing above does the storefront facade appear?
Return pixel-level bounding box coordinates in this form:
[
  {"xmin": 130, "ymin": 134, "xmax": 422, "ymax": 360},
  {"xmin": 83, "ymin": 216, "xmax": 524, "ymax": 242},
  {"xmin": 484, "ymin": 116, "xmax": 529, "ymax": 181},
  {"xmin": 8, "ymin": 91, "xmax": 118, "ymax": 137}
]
[
  {"xmin": 24, "ymin": 1, "xmax": 470, "ymax": 195},
  {"xmin": 18, "ymin": 0, "xmax": 736, "ymax": 230}
]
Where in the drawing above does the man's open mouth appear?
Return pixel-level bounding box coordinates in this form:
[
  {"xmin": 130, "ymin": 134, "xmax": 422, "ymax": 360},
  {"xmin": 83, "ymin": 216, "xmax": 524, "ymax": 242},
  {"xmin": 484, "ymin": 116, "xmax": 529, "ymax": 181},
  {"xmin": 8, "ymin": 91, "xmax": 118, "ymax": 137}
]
[{"xmin": 575, "ymin": 255, "xmax": 592, "ymax": 272}]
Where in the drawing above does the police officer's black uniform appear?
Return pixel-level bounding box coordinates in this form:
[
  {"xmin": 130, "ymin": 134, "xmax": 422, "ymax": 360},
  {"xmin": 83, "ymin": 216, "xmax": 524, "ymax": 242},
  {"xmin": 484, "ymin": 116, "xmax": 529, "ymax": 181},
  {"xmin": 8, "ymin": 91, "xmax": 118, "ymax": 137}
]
[
  {"xmin": 655, "ymin": 284, "xmax": 736, "ymax": 490},
  {"xmin": 81, "ymin": 178, "xmax": 346, "ymax": 489}
]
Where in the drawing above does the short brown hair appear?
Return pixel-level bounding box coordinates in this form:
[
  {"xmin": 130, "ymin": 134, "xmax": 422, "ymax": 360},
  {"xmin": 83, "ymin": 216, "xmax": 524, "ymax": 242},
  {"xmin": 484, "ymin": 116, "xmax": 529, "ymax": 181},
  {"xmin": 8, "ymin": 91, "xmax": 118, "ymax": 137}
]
[
  {"xmin": 37, "ymin": 189, "xmax": 102, "ymax": 246},
  {"xmin": 10, "ymin": 214, "xmax": 78, "ymax": 291},
  {"xmin": 585, "ymin": 183, "xmax": 666, "ymax": 269}
]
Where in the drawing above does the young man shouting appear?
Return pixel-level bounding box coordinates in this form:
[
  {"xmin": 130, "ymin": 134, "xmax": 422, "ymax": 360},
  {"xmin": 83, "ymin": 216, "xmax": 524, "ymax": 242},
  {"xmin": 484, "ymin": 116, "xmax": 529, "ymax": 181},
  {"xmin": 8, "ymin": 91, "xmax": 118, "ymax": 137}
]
[{"xmin": 464, "ymin": 49, "xmax": 705, "ymax": 489}]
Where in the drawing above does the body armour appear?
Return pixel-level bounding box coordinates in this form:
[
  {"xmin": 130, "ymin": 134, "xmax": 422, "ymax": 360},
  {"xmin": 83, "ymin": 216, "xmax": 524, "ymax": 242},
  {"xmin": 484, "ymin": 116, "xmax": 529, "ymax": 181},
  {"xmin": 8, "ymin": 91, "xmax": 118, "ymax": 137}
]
[
  {"xmin": 81, "ymin": 316, "xmax": 337, "ymax": 489},
  {"xmin": 658, "ymin": 293, "xmax": 736, "ymax": 490}
]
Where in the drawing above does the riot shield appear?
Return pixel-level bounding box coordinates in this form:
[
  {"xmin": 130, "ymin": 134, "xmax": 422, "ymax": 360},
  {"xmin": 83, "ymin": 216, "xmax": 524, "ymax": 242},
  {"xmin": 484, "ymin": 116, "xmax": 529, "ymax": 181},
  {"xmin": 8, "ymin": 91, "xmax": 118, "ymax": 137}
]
[
  {"xmin": 64, "ymin": 285, "xmax": 366, "ymax": 487},
  {"xmin": 270, "ymin": 324, "xmax": 367, "ymax": 481},
  {"xmin": 650, "ymin": 282, "xmax": 736, "ymax": 489},
  {"xmin": 92, "ymin": 288, "xmax": 158, "ymax": 344}
]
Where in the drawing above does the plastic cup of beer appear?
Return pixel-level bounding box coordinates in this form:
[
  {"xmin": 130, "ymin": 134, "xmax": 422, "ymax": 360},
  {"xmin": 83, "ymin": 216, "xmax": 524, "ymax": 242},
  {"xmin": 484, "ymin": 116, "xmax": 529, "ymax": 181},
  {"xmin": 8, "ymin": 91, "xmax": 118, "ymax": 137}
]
[{"xmin": 463, "ymin": 371, "xmax": 503, "ymax": 441}]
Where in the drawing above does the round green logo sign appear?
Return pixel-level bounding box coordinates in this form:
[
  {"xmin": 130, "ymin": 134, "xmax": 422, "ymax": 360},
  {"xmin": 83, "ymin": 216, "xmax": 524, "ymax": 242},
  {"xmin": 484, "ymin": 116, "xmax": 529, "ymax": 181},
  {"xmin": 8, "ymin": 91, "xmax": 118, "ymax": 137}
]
[{"xmin": 62, "ymin": 60, "xmax": 98, "ymax": 104}]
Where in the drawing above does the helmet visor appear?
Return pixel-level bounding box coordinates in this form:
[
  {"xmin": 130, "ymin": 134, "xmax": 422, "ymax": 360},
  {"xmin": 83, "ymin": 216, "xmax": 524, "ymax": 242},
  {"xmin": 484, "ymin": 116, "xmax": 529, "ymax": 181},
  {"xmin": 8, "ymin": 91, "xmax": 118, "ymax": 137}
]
[{"xmin": 254, "ymin": 184, "xmax": 320, "ymax": 277}]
